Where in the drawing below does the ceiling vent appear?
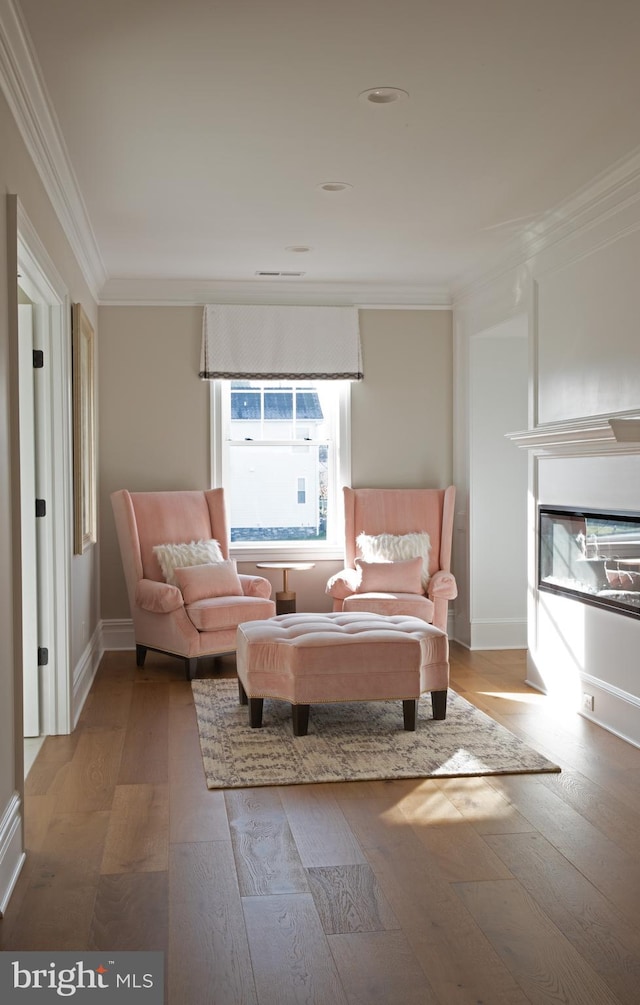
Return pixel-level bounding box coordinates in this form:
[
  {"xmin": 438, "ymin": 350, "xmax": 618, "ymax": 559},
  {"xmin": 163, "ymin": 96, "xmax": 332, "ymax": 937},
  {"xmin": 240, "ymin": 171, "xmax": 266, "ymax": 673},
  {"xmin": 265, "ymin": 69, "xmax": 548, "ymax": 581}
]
[{"xmin": 255, "ymin": 270, "xmax": 306, "ymax": 278}]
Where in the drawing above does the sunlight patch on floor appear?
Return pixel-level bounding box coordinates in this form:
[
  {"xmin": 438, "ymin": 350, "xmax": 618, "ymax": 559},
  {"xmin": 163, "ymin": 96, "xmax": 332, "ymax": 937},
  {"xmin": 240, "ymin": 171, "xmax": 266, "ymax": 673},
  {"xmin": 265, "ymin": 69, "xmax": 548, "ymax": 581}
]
[
  {"xmin": 24, "ymin": 736, "xmax": 45, "ymax": 778},
  {"xmin": 437, "ymin": 776, "xmax": 519, "ymax": 823},
  {"xmin": 477, "ymin": 690, "xmax": 545, "ymax": 705},
  {"xmin": 383, "ymin": 774, "xmax": 520, "ymax": 826}
]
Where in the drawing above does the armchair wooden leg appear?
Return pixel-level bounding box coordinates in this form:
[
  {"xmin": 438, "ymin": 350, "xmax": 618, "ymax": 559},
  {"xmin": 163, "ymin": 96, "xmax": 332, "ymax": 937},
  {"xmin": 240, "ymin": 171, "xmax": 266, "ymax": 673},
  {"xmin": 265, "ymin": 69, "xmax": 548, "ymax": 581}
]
[
  {"xmin": 136, "ymin": 644, "xmax": 147, "ymax": 667},
  {"xmin": 431, "ymin": 689, "xmax": 448, "ymax": 720},
  {"xmin": 292, "ymin": 704, "xmax": 310, "ymax": 736},
  {"xmin": 238, "ymin": 679, "xmax": 248, "ymax": 705},
  {"xmin": 185, "ymin": 657, "xmax": 198, "ymax": 681},
  {"xmin": 248, "ymin": 697, "xmax": 264, "ymax": 728},
  {"xmin": 403, "ymin": 699, "xmax": 417, "ymax": 731}
]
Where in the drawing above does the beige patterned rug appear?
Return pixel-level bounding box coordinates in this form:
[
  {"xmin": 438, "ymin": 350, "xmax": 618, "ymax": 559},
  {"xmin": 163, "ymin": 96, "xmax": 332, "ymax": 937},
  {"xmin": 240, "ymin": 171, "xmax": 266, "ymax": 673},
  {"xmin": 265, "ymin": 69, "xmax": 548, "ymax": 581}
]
[{"xmin": 192, "ymin": 678, "xmax": 560, "ymax": 789}]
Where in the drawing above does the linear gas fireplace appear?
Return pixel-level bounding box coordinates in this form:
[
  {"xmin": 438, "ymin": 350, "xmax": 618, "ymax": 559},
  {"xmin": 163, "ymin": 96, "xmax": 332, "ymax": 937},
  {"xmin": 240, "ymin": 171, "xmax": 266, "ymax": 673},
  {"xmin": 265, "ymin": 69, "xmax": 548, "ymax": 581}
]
[{"xmin": 539, "ymin": 506, "xmax": 640, "ymax": 620}]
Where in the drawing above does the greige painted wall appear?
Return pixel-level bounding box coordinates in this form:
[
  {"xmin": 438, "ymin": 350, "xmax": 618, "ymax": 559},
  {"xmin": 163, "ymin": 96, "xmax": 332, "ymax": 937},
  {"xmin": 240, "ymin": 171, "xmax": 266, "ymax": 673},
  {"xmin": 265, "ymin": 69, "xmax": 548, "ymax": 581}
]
[
  {"xmin": 99, "ymin": 306, "xmax": 453, "ymax": 620},
  {"xmin": 98, "ymin": 306, "xmax": 210, "ymax": 619},
  {"xmin": 352, "ymin": 309, "xmax": 453, "ymax": 487}
]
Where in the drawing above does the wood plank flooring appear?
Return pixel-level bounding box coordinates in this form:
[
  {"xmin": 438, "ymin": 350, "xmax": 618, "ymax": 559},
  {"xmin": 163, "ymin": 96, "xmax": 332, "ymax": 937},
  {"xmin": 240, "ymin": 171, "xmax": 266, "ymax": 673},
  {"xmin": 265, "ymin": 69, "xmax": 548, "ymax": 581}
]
[{"xmin": 2, "ymin": 643, "xmax": 640, "ymax": 1004}]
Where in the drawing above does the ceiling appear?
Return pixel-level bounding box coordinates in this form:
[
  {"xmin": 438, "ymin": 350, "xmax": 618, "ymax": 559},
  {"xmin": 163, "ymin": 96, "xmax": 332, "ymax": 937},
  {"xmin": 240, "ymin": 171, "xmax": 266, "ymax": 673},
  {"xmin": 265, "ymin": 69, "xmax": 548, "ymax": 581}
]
[{"xmin": 8, "ymin": 0, "xmax": 640, "ymax": 302}]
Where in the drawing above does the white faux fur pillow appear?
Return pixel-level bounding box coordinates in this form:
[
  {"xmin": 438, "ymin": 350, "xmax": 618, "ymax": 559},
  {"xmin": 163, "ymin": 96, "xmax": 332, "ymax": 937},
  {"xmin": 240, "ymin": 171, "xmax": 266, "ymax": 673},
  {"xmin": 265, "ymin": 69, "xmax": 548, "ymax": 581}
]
[
  {"xmin": 153, "ymin": 538, "xmax": 224, "ymax": 585},
  {"xmin": 356, "ymin": 531, "xmax": 431, "ymax": 590}
]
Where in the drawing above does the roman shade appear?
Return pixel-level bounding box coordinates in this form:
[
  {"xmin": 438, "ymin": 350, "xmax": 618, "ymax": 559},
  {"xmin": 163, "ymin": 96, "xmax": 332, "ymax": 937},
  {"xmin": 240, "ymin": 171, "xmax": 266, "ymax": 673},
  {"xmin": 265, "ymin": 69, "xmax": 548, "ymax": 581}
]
[{"xmin": 200, "ymin": 304, "xmax": 363, "ymax": 380}]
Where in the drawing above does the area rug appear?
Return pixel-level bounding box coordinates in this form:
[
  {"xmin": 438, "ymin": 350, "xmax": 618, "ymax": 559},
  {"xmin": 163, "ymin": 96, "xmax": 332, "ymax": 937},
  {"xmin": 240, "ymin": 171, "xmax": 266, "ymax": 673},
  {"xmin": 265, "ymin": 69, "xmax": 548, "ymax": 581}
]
[{"xmin": 191, "ymin": 679, "xmax": 560, "ymax": 789}]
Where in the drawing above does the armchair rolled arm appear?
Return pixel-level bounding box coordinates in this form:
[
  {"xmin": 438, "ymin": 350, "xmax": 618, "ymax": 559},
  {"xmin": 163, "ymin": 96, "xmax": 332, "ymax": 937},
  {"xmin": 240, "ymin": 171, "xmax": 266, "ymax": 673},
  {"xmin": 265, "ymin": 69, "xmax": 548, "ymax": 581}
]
[
  {"xmin": 135, "ymin": 578, "xmax": 184, "ymax": 614},
  {"xmin": 239, "ymin": 574, "xmax": 273, "ymax": 600},
  {"xmin": 427, "ymin": 570, "xmax": 458, "ymax": 601},
  {"xmin": 326, "ymin": 567, "xmax": 360, "ymax": 601}
]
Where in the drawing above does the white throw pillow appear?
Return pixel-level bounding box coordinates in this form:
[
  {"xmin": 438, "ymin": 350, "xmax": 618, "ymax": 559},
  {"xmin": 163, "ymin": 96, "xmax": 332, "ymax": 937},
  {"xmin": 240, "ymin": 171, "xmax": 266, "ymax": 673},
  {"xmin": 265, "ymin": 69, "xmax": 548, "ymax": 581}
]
[
  {"xmin": 356, "ymin": 531, "xmax": 431, "ymax": 590},
  {"xmin": 153, "ymin": 538, "xmax": 224, "ymax": 585}
]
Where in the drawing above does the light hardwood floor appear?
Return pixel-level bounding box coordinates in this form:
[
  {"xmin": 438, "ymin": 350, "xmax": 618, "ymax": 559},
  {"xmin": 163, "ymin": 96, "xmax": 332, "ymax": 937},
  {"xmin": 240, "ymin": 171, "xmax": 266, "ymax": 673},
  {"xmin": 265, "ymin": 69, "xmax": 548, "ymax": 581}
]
[{"xmin": 2, "ymin": 643, "xmax": 640, "ymax": 1004}]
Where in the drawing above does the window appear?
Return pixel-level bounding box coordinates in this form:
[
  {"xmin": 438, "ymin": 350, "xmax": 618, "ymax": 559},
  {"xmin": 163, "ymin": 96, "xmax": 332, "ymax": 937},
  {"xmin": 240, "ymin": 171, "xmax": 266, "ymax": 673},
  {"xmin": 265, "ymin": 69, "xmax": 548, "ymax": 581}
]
[{"xmin": 211, "ymin": 379, "xmax": 350, "ymax": 559}]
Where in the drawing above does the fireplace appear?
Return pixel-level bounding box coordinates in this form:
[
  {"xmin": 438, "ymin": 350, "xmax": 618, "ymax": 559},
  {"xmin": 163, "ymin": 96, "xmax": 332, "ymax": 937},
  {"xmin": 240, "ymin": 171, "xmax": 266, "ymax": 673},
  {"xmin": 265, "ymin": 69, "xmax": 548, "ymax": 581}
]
[{"xmin": 538, "ymin": 506, "xmax": 640, "ymax": 620}]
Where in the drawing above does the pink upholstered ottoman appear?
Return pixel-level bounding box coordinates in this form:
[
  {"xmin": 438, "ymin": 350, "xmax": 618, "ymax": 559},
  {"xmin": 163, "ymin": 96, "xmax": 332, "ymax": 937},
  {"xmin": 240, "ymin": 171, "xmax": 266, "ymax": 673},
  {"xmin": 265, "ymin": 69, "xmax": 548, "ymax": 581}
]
[{"xmin": 236, "ymin": 612, "xmax": 449, "ymax": 736}]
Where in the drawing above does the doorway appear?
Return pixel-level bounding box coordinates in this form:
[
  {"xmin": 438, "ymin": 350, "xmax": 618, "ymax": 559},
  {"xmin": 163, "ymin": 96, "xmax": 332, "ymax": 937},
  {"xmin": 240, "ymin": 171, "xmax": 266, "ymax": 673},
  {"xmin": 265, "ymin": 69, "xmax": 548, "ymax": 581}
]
[{"xmin": 17, "ymin": 206, "xmax": 72, "ymax": 755}]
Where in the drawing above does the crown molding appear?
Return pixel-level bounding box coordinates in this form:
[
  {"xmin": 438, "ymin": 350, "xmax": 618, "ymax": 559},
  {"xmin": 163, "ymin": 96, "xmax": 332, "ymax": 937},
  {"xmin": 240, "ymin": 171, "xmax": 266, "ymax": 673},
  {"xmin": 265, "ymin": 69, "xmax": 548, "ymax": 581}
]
[
  {"xmin": 97, "ymin": 277, "xmax": 453, "ymax": 308},
  {"xmin": 452, "ymin": 145, "xmax": 640, "ymax": 306},
  {"xmin": 506, "ymin": 410, "xmax": 640, "ymax": 457},
  {"xmin": 0, "ymin": 0, "xmax": 107, "ymax": 299}
]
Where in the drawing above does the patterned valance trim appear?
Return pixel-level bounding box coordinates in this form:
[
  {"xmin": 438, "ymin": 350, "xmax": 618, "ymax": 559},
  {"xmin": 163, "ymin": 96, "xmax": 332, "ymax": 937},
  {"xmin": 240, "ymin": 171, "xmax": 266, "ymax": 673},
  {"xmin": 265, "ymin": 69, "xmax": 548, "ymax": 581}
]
[
  {"xmin": 201, "ymin": 304, "xmax": 362, "ymax": 381},
  {"xmin": 199, "ymin": 370, "xmax": 363, "ymax": 380}
]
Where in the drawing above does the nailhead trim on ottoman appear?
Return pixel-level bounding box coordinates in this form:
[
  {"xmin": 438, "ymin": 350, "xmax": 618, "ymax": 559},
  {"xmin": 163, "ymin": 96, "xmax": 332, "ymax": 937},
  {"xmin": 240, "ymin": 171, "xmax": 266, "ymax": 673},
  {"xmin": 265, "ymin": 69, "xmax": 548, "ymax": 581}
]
[{"xmin": 236, "ymin": 611, "xmax": 449, "ymax": 736}]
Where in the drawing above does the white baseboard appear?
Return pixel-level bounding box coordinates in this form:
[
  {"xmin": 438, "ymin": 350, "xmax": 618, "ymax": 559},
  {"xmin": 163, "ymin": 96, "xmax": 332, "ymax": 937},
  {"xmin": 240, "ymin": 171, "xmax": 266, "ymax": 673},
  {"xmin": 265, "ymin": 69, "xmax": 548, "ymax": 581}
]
[
  {"xmin": 72, "ymin": 624, "xmax": 104, "ymax": 728},
  {"xmin": 576, "ymin": 673, "xmax": 640, "ymax": 749},
  {"xmin": 0, "ymin": 792, "xmax": 25, "ymax": 917},
  {"xmin": 526, "ymin": 649, "xmax": 640, "ymax": 750},
  {"xmin": 469, "ymin": 618, "xmax": 527, "ymax": 650},
  {"xmin": 101, "ymin": 618, "xmax": 135, "ymax": 651}
]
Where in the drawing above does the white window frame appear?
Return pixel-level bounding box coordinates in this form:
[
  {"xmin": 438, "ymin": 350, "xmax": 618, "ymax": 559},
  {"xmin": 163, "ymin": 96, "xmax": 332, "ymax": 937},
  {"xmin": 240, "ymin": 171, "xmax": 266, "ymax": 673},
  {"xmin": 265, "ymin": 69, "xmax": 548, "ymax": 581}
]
[{"xmin": 210, "ymin": 379, "xmax": 351, "ymax": 561}]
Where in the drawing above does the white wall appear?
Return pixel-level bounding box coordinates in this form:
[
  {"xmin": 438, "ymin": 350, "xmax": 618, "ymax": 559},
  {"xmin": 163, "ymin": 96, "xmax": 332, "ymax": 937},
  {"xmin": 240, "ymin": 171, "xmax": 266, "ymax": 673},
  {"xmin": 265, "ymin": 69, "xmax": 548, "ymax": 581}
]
[
  {"xmin": 536, "ymin": 224, "xmax": 640, "ymax": 423},
  {"xmin": 468, "ymin": 319, "xmax": 528, "ymax": 648},
  {"xmin": 526, "ymin": 171, "xmax": 640, "ymax": 747},
  {"xmin": 453, "ymin": 267, "xmax": 529, "ymax": 647},
  {"xmin": 529, "ymin": 449, "xmax": 640, "ymax": 748},
  {"xmin": 455, "ymin": 154, "xmax": 640, "ymax": 746}
]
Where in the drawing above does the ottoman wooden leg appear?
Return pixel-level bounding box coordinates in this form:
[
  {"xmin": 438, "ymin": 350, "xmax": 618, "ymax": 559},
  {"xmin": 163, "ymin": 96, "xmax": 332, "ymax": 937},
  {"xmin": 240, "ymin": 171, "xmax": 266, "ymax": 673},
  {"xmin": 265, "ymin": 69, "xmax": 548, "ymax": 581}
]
[
  {"xmin": 292, "ymin": 704, "xmax": 310, "ymax": 737},
  {"xmin": 403, "ymin": 699, "xmax": 417, "ymax": 731},
  {"xmin": 431, "ymin": 688, "xmax": 448, "ymax": 720},
  {"xmin": 238, "ymin": 679, "xmax": 248, "ymax": 705},
  {"xmin": 248, "ymin": 697, "xmax": 264, "ymax": 728}
]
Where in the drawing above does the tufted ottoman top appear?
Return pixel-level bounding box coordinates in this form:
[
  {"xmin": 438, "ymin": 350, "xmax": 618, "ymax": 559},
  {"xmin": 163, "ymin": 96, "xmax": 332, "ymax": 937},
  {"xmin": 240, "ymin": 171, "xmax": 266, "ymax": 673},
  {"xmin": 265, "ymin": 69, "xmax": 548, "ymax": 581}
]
[
  {"xmin": 236, "ymin": 612, "xmax": 449, "ymax": 707},
  {"xmin": 239, "ymin": 611, "xmax": 444, "ymax": 646}
]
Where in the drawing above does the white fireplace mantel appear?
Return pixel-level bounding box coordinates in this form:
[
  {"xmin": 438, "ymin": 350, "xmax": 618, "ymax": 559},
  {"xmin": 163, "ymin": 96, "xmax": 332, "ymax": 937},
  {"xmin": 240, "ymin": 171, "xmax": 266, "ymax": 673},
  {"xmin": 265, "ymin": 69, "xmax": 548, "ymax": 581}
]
[{"xmin": 506, "ymin": 412, "xmax": 640, "ymax": 457}]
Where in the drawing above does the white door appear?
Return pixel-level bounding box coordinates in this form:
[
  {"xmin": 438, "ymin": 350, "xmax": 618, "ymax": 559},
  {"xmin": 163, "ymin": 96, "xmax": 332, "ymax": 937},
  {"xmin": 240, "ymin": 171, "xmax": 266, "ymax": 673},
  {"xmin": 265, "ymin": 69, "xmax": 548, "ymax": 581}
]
[
  {"xmin": 16, "ymin": 206, "xmax": 72, "ymax": 737},
  {"xmin": 18, "ymin": 303, "xmax": 40, "ymax": 737}
]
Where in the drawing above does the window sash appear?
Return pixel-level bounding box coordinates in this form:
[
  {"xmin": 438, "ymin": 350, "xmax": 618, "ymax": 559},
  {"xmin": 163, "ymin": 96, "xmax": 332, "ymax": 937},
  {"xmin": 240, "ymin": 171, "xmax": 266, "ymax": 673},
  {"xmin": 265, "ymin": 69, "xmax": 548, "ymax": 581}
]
[{"xmin": 210, "ymin": 380, "xmax": 350, "ymax": 561}]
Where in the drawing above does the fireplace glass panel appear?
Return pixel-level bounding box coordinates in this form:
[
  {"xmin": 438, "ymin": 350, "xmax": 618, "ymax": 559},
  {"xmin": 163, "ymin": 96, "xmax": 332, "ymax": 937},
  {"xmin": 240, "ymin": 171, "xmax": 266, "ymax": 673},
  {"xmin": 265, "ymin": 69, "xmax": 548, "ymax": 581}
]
[{"xmin": 539, "ymin": 506, "xmax": 640, "ymax": 619}]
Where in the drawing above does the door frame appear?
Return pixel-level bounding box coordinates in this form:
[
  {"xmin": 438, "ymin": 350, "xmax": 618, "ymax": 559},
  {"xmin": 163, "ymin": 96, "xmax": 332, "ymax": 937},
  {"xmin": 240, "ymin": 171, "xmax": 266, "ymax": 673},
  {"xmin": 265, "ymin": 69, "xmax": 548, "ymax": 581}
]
[
  {"xmin": 17, "ymin": 301, "xmax": 39, "ymax": 737},
  {"xmin": 17, "ymin": 202, "xmax": 72, "ymax": 735}
]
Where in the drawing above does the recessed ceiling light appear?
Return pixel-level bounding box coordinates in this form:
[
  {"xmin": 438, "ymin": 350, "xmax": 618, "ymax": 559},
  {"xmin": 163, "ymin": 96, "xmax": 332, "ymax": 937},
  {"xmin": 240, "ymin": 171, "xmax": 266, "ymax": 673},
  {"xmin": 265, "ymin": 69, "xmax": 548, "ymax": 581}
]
[
  {"xmin": 285, "ymin": 245, "xmax": 312, "ymax": 252},
  {"xmin": 359, "ymin": 86, "xmax": 409, "ymax": 105},
  {"xmin": 317, "ymin": 182, "xmax": 353, "ymax": 192}
]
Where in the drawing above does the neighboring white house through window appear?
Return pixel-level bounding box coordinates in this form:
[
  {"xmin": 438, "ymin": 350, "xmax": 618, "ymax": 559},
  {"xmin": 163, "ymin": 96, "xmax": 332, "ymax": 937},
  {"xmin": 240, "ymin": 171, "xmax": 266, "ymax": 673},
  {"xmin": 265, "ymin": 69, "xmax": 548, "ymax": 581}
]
[{"xmin": 211, "ymin": 379, "xmax": 351, "ymax": 559}]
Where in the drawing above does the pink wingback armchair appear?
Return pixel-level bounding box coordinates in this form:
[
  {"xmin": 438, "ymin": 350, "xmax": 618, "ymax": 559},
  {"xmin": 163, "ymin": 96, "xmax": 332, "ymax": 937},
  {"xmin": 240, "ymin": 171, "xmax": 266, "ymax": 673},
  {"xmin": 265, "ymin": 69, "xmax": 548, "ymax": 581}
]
[
  {"xmin": 111, "ymin": 488, "xmax": 275, "ymax": 679},
  {"xmin": 326, "ymin": 486, "xmax": 457, "ymax": 631}
]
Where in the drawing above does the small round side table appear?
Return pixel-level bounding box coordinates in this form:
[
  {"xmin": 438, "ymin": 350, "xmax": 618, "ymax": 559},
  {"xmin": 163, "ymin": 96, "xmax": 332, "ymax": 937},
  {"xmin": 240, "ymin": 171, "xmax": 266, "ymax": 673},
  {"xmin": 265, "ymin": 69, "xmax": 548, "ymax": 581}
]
[{"xmin": 256, "ymin": 562, "xmax": 316, "ymax": 615}]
